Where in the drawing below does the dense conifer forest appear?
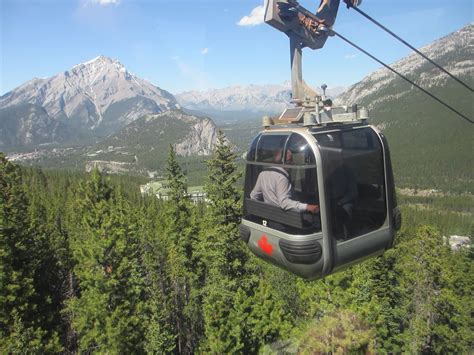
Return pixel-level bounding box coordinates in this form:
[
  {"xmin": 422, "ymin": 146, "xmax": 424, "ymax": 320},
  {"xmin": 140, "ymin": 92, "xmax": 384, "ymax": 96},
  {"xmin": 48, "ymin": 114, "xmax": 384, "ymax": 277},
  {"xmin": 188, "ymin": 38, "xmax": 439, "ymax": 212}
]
[{"xmin": 1, "ymin": 132, "xmax": 472, "ymax": 353}]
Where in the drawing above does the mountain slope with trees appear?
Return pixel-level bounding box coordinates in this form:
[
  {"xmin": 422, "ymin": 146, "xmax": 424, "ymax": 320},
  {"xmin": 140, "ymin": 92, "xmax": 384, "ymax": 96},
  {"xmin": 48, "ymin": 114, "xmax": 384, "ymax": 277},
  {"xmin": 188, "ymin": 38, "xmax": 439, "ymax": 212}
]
[
  {"xmin": 1, "ymin": 132, "xmax": 472, "ymax": 353},
  {"xmin": 336, "ymin": 24, "xmax": 473, "ymax": 192}
]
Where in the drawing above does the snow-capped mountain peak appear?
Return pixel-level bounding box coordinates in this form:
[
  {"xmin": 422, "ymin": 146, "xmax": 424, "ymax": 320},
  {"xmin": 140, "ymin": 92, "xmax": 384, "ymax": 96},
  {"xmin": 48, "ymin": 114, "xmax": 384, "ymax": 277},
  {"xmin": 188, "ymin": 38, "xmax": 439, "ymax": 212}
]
[
  {"xmin": 176, "ymin": 82, "xmax": 346, "ymax": 115},
  {"xmin": 0, "ymin": 55, "xmax": 178, "ymax": 148}
]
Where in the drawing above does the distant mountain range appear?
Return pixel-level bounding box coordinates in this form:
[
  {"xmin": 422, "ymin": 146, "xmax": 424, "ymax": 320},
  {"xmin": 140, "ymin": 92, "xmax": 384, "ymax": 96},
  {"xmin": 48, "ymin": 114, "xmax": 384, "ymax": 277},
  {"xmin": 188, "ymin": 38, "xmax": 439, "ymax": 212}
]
[
  {"xmin": 3, "ymin": 25, "xmax": 472, "ymax": 191},
  {"xmin": 0, "ymin": 55, "xmax": 344, "ymax": 149},
  {"xmin": 177, "ymin": 83, "xmax": 292, "ymax": 113},
  {"xmin": 1, "ymin": 56, "xmax": 220, "ymax": 178},
  {"xmin": 176, "ymin": 84, "xmax": 346, "ymax": 122},
  {"xmin": 0, "ymin": 56, "xmax": 178, "ymax": 148}
]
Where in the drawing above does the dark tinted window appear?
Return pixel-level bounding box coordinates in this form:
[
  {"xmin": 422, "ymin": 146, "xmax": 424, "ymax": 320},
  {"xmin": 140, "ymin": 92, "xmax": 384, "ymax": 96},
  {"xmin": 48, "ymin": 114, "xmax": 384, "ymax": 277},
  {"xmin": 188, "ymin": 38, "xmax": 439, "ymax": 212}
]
[
  {"xmin": 314, "ymin": 132, "xmax": 341, "ymax": 148},
  {"xmin": 314, "ymin": 127, "xmax": 387, "ymax": 241},
  {"xmin": 247, "ymin": 134, "xmax": 260, "ymax": 161},
  {"xmin": 342, "ymin": 129, "xmax": 373, "ymax": 149},
  {"xmin": 256, "ymin": 134, "xmax": 289, "ymax": 163},
  {"xmin": 286, "ymin": 133, "xmax": 315, "ymax": 165}
]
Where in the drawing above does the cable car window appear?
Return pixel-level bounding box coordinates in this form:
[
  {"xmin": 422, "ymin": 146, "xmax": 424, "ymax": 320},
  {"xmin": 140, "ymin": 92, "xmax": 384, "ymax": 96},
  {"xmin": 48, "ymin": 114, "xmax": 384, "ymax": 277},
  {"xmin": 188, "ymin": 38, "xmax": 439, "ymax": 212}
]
[
  {"xmin": 285, "ymin": 133, "xmax": 316, "ymax": 165},
  {"xmin": 314, "ymin": 132, "xmax": 341, "ymax": 148},
  {"xmin": 247, "ymin": 134, "xmax": 260, "ymax": 161},
  {"xmin": 285, "ymin": 133, "xmax": 317, "ymax": 206},
  {"xmin": 256, "ymin": 134, "xmax": 289, "ymax": 163},
  {"xmin": 342, "ymin": 129, "xmax": 374, "ymax": 150},
  {"xmin": 314, "ymin": 128, "xmax": 387, "ymax": 241},
  {"xmin": 244, "ymin": 133, "xmax": 320, "ymax": 235}
]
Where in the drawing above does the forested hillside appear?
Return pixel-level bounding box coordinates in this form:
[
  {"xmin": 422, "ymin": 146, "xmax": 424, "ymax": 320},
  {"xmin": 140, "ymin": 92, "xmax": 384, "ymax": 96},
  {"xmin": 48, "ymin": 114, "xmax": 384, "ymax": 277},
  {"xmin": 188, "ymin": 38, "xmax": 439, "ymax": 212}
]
[
  {"xmin": 336, "ymin": 25, "xmax": 473, "ymax": 193},
  {"xmin": 370, "ymin": 81, "xmax": 473, "ymax": 193},
  {"xmin": 1, "ymin": 134, "xmax": 472, "ymax": 353}
]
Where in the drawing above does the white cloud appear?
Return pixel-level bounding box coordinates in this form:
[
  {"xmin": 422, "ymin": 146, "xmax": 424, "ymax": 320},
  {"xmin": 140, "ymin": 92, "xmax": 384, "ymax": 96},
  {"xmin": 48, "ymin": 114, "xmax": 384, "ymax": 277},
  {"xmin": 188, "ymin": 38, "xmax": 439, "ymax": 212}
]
[
  {"xmin": 86, "ymin": 0, "xmax": 120, "ymax": 5},
  {"xmin": 237, "ymin": 4, "xmax": 265, "ymax": 27},
  {"xmin": 345, "ymin": 54, "xmax": 358, "ymax": 60},
  {"xmin": 201, "ymin": 48, "xmax": 209, "ymax": 55}
]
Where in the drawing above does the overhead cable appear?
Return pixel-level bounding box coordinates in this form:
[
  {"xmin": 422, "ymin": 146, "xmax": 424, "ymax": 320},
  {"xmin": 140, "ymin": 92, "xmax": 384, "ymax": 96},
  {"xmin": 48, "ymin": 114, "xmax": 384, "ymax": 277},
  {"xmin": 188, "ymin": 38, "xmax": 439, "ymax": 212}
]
[
  {"xmin": 330, "ymin": 29, "xmax": 473, "ymax": 124},
  {"xmin": 343, "ymin": 0, "xmax": 473, "ymax": 92}
]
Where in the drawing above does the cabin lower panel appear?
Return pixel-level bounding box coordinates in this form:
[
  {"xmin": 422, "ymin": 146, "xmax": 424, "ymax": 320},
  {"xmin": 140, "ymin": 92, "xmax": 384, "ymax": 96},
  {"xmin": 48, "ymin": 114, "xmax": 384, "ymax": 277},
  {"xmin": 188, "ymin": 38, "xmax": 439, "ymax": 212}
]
[
  {"xmin": 240, "ymin": 219, "xmax": 325, "ymax": 280},
  {"xmin": 332, "ymin": 226, "xmax": 392, "ymax": 270}
]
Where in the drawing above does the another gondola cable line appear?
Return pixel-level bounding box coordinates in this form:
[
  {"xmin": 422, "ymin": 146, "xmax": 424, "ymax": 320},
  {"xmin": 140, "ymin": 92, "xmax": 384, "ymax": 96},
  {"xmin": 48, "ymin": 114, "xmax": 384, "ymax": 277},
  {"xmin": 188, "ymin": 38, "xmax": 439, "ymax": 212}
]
[
  {"xmin": 330, "ymin": 29, "xmax": 474, "ymax": 124},
  {"xmin": 343, "ymin": 0, "xmax": 474, "ymax": 93}
]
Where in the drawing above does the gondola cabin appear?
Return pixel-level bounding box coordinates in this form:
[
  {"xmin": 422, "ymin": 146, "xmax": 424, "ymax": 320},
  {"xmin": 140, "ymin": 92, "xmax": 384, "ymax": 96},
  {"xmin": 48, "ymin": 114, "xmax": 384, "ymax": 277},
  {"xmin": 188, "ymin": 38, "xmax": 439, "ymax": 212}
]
[{"xmin": 240, "ymin": 106, "xmax": 401, "ymax": 280}]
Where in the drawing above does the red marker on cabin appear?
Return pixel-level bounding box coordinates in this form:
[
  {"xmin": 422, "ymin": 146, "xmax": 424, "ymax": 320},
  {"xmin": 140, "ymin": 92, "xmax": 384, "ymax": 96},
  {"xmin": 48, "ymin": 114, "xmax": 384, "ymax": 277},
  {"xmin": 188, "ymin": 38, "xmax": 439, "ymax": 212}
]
[{"xmin": 258, "ymin": 235, "xmax": 273, "ymax": 255}]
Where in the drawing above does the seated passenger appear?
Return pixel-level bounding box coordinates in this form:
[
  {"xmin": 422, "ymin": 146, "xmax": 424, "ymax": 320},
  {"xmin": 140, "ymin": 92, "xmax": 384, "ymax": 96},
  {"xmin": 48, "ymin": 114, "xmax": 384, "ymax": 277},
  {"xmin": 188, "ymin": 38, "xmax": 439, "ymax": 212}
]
[{"xmin": 250, "ymin": 149, "xmax": 319, "ymax": 214}]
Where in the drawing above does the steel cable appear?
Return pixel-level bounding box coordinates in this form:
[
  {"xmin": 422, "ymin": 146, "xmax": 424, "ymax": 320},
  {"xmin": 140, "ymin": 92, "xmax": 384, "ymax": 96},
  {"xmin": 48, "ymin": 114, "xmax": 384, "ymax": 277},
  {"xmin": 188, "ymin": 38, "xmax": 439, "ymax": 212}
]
[
  {"xmin": 330, "ymin": 29, "xmax": 473, "ymax": 124},
  {"xmin": 343, "ymin": 0, "xmax": 473, "ymax": 92}
]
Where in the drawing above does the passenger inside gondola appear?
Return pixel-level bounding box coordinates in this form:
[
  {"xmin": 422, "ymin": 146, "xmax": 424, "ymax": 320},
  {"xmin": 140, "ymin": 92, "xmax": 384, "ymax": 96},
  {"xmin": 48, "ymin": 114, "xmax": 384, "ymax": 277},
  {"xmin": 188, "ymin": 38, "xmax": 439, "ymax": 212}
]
[
  {"xmin": 244, "ymin": 133, "xmax": 321, "ymax": 234},
  {"xmin": 250, "ymin": 149, "xmax": 319, "ymax": 214}
]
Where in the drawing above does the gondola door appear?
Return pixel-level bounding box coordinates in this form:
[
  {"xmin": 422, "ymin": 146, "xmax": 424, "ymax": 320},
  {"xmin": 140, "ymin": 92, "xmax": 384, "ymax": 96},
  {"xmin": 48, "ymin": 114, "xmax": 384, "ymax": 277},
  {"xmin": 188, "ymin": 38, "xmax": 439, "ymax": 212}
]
[{"xmin": 314, "ymin": 126, "xmax": 394, "ymax": 271}]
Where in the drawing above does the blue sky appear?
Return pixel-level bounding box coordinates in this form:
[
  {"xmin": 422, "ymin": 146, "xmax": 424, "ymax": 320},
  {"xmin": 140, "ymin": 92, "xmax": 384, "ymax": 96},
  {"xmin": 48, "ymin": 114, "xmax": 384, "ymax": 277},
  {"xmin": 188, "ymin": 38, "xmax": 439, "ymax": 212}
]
[{"xmin": 1, "ymin": 0, "xmax": 472, "ymax": 95}]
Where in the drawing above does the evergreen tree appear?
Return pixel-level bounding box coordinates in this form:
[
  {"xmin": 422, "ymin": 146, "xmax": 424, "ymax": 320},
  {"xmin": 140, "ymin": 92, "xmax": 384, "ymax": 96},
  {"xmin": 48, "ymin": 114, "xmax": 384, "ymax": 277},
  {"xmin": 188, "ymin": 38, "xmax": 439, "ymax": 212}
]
[
  {"xmin": 0, "ymin": 155, "xmax": 61, "ymax": 352},
  {"xmin": 430, "ymin": 248, "xmax": 473, "ymax": 353},
  {"xmin": 21, "ymin": 166, "xmax": 81, "ymax": 351},
  {"xmin": 67, "ymin": 169, "xmax": 147, "ymax": 353},
  {"xmin": 199, "ymin": 131, "xmax": 247, "ymax": 279},
  {"xmin": 158, "ymin": 145, "xmax": 201, "ymax": 353},
  {"xmin": 140, "ymin": 198, "xmax": 176, "ymax": 354},
  {"xmin": 346, "ymin": 249, "xmax": 405, "ymax": 353},
  {"xmin": 198, "ymin": 131, "xmax": 257, "ymax": 352},
  {"xmin": 396, "ymin": 226, "xmax": 467, "ymax": 353},
  {"xmin": 296, "ymin": 310, "xmax": 376, "ymax": 353},
  {"xmin": 2, "ymin": 310, "xmax": 60, "ymax": 353},
  {"xmin": 1, "ymin": 155, "xmax": 36, "ymax": 351},
  {"xmin": 245, "ymin": 277, "xmax": 292, "ymax": 350},
  {"xmin": 27, "ymin": 190, "xmax": 64, "ymax": 348},
  {"xmin": 53, "ymin": 173, "xmax": 80, "ymax": 352}
]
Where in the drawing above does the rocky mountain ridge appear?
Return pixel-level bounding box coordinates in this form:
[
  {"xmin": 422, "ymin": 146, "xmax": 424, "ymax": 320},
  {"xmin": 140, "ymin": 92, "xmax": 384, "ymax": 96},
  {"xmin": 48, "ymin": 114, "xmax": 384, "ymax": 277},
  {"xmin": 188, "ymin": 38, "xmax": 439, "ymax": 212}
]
[
  {"xmin": 97, "ymin": 110, "xmax": 218, "ymax": 157},
  {"xmin": 0, "ymin": 56, "xmax": 178, "ymax": 148},
  {"xmin": 78, "ymin": 110, "xmax": 219, "ymax": 176},
  {"xmin": 177, "ymin": 83, "xmax": 292, "ymax": 113},
  {"xmin": 7, "ymin": 109, "xmax": 220, "ymax": 178},
  {"xmin": 176, "ymin": 83, "xmax": 346, "ymax": 117},
  {"xmin": 335, "ymin": 25, "xmax": 473, "ymax": 109},
  {"xmin": 4, "ymin": 25, "xmax": 472, "ymax": 189}
]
